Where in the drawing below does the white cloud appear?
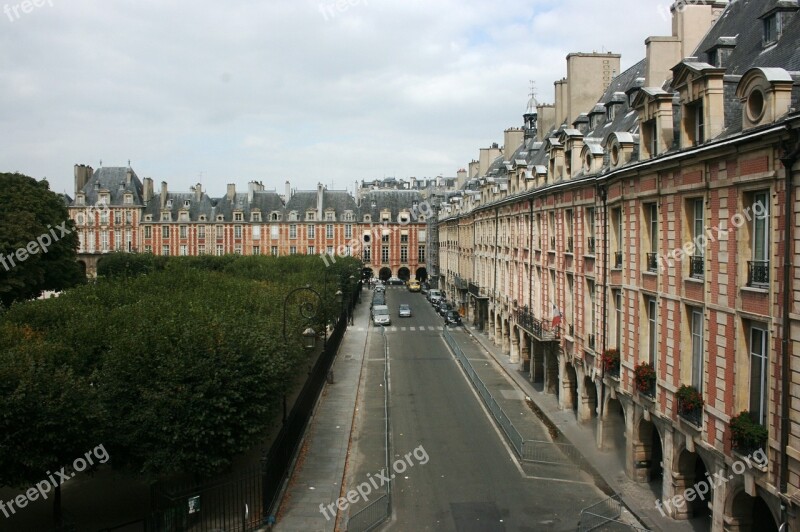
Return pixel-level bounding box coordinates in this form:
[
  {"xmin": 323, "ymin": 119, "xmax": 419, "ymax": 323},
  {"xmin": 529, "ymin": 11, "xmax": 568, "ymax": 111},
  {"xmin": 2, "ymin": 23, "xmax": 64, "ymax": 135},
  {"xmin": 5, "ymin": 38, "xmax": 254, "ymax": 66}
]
[{"xmin": 0, "ymin": 0, "xmax": 669, "ymax": 196}]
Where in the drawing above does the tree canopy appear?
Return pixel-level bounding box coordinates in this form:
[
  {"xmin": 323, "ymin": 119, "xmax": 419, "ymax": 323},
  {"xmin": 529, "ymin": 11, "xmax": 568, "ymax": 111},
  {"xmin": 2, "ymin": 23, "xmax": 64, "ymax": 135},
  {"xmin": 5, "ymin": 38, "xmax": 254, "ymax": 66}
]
[{"xmin": 0, "ymin": 172, "xmax": 84, "ymax": 307}]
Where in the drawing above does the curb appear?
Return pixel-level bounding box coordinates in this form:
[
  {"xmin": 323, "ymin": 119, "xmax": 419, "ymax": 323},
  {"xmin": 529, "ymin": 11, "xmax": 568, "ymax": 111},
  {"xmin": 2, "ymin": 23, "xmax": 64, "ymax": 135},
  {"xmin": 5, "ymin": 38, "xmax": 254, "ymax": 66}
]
[{"xmin": 461, "ymin": 324, "xmax": 656, "ymax": 532}]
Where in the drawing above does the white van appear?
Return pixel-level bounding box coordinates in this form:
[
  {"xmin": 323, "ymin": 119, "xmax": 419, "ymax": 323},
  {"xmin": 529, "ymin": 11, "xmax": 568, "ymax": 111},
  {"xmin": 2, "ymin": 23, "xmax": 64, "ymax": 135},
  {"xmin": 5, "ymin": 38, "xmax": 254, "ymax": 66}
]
[{"xmin": 372, "ymin": 305, "xmax": 391, "ymax": 326}]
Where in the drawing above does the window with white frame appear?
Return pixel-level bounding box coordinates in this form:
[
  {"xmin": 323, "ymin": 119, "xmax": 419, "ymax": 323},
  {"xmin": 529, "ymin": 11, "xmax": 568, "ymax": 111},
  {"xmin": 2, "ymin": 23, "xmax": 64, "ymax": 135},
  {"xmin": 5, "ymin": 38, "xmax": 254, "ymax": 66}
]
[
  {"xmin": 307, "ymin": 224, "xmax": 315, "ymax": 239},
  {"xmin": 271, "ymin": 225, "xmax": 279, "ymax": 239},
  {"xmin": 345, "ymin": 224, "xmax": 352, "ymax": 239},
  {"xmin": 289, "ymin": 225, "xmax": 297, "ymax": 239},
  {"xmin": 162, "ymin": 226, "xmax": 169, "ymax": 239},
  {"xmin": 234, "ymin": 225, "xmax": 242, "ymax": 239},
  {"xmin": 163, "ymin": 244, "xmax": 170, "ymax": 256},
  {"xmin": 749, "ymin": 323, "xmax": 768, "ymax": 426},
  {"xmin": 326, "ymin": 224, "xmax": 334, "ymax": 239},
  {"xmin": 647, "ymin": 297, "xmax": 658, "ymax": 367},
  {"xmin": 691, "ymin": 307, "xmax": 704, "ymax": 393}
]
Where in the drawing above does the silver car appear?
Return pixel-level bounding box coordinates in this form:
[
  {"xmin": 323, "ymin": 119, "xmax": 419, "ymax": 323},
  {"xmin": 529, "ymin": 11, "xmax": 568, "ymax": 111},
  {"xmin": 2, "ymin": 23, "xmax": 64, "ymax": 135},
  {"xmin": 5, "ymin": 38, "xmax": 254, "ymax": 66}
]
[{"xmin": 398, "ymin": 304, "xmax": 412, "ymax": 317}]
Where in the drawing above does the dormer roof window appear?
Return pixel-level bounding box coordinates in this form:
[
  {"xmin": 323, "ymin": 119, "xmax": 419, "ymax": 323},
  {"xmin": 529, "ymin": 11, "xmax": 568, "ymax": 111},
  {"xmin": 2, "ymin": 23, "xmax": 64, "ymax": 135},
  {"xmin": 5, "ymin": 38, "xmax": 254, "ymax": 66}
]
[
  {"xmin": 760, "ymin": 2, "xmax": 798, "ymax": 46},
  {"xmin": 183, "ymin": 200, "xmax": 191, "ymax": 208},
  {"xmin": 166, "ymin": 199, "xmax": 173, "ymax": 209}
]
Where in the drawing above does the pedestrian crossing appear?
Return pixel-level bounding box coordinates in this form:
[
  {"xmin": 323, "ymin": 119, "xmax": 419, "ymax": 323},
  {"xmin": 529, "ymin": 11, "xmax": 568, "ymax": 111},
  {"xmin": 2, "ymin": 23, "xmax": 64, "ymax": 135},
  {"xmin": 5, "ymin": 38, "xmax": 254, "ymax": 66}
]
[{"xmin": 352, "ymin": 325, "xmax": 445, "ymax": 333}]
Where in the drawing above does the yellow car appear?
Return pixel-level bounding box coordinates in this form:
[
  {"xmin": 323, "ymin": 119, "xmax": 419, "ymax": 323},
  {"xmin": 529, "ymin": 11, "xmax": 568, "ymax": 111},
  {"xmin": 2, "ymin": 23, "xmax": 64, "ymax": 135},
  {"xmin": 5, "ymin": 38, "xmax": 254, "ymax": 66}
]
[{"xmin": 408, "ymin": 280, "xmax": 421, "ymax": 292}]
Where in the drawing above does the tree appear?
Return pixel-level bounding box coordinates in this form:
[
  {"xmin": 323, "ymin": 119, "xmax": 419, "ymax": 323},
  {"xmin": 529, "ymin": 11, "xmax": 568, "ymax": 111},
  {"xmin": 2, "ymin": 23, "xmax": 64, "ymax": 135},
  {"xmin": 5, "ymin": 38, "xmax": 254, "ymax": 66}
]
[{"xmin": 0, "ymin": 173, "xmax": 84, "ymax": 306}]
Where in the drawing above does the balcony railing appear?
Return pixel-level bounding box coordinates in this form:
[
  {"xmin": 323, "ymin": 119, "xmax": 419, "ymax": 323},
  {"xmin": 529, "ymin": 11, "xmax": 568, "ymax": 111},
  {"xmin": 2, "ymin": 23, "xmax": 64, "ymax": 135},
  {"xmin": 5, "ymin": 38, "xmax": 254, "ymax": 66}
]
[
  {"xmin": 748, "ymin": 260, "xmax": 769, "ymax": 287},
  {"xmin": 587, "ymin": 237, "xmax": 596, "ymax": 255},
  {"xmin": 678, "ymin": 400, "xmax": 703, "ymax": 427},
  {"xmin": 516, "ymin": 307, "xmax": 560, "ymax": 341},
  {"xmin": 690, "ymin": 255, "xmax": 704, "ymax": 279},
  {"xmin": 646, "ymin": 252, "xmax": 658, "ymax": 273},
  {"xmin": 588, "ymin": 334, "xmax": 595, "ymax": 351},
  {"xmin": 614, "ymin": 251, "xmax": 623, "ymax": 269},
  {"xmin": 566, "ymin": 237, "xmax": 574, "ymax": 253}
]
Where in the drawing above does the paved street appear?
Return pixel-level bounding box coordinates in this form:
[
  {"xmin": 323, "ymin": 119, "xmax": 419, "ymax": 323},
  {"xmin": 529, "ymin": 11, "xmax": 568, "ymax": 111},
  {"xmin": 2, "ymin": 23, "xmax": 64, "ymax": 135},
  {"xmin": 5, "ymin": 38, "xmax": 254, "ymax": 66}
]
[{"xmin": 345, "ymin": 287, "xmax": 610, "ymax": 531}]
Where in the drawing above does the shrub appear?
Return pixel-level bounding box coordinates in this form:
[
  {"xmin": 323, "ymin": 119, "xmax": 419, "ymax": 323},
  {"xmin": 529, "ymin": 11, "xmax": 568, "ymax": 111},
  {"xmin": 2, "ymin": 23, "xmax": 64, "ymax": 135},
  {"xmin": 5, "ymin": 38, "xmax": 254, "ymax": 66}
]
[
  {"xmin": 634, "ymin": 362, "xmax": 656, "ymax": 393},
  {"xmin": 676, "ymin": 384, "xmax": 704, "ymax": 413},
  {"xmin": 602, "ymin": 348, "xmax": 620, "ymax": 373},
  {"xmin": 730, "ymin": 411, "xmax": 768, "ymax": 453}
]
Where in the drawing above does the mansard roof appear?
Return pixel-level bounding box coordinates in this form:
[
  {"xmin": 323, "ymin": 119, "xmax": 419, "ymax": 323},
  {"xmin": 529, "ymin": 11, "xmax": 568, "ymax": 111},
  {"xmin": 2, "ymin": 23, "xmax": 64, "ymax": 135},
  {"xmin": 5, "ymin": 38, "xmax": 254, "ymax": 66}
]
[{"xmin": 74, "ymin": 167, "xmax": 144, "ymax": 206}]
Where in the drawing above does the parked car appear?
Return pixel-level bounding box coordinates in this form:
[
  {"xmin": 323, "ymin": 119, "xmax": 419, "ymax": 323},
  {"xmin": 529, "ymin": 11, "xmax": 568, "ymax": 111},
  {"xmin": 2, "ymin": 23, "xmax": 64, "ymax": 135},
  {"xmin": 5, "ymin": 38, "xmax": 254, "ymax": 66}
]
[
  {"xmin": 428, "ymin": 289, "xmax": 443, "ymax": 304},
  {"xmin": 374, "ymin": 283, "xmax": 386, "ymax": 293},
  {"xmin": 372, "ymin": 293, "xmax": 386, "ymax": 307},
  {"xmin": 436, "ymin": 300, "xmax": 453, "ymax": 316},
  {"xmin": 407, "ymin": 280, "xmax": 421, "ymax": 292},
  {"xmin": 420, "ymin": 283, "xmax": 430, "ymax": 295},
  {"xmin": 444, "ymin": 310, "xmax": 462, "ymax": 326},
  {"xmin": 398, "ymin": 304, "xmax": 412, "ymax": 317},
  {"xmin": 387, "ymin": 277, "xmax": 405, "ymax": 286},
  {"xmin": 372, "ymin": 305, "xmax": 391, "ymax": 326}
]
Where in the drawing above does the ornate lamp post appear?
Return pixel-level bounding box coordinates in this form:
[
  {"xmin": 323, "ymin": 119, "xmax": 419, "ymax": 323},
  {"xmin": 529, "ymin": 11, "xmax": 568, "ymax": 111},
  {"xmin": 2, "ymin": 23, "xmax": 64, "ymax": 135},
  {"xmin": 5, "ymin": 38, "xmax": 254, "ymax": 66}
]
[{"xmin": 282, "ymin": 284, "xmax": 323, "ymax": 423}]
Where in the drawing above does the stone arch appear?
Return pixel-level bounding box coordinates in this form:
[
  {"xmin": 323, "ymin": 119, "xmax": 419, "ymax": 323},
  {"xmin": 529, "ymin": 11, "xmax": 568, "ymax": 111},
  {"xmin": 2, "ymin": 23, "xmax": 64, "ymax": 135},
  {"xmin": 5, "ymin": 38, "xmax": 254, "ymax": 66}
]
[
  {"xmin": 724, "ymin": 488, "xmax": 779, "ymax": 532},
  {"xmin": 672, "ymin": 448, "xmax": 713, "ymax": 525},
  {"xmin": 397, "ymin": 267, "xmax": 410, "ymax": 281},
  {"xmin": 510, "ymin": 323, "xmax": 521, "ymax": 363},
  {"xmin": 415, "ymin": 267, "xmax": 428, "ymax": 283},
  {"xmin": 602, "ymin": 396, "xmax": 627, "ymax": 452},
  {"xmin": 633, "ymin": 417, "xmax": 664, "ymax": 498},
  {"xmin": 362, "ymin": 267, "xmax": 374, "ymax": 280},
  {"xmin": 561, "ymin": 361, "xmax": 579, "ymax": 414},
  {"xmin": 378, "ymin": 267, "xmax": 392, "ymax": 281},
  {"xmin": 580, "ymin": 375, "xmax": 599, "ymax": 423}
]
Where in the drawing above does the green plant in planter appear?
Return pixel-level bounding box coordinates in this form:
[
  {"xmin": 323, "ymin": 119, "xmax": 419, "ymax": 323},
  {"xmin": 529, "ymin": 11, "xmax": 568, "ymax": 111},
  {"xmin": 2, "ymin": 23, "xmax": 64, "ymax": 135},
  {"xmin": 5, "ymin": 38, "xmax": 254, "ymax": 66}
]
[
  {"xmin": 730, "ymin": 411, "xmax": 768, "ymax": 453},
  {"xmin": 634, "ymin": 362, "xmax": 656, "ymax": 394},
  {"xmin": 603, "ymin": 348, "xmax": 620, "ymax": 373},
  {"xmin": 676, "ymin": 384, "xmax": 704, "ymax": 413}
]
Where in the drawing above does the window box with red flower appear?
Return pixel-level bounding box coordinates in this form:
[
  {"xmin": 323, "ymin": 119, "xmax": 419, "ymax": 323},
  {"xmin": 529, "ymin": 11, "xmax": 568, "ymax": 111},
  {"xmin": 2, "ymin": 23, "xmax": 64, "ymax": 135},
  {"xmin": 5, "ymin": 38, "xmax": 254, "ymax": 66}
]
[
  {"xmin": 676, "ymin": 384, "xmax": 703, "ymax": 427},
  {"xmin": 634, "ymin": 362, "xmax": 656, "ymax": 398},
  {"xmin": 603, "ymin": 348, "xmax": 620, "ymax": 379}
]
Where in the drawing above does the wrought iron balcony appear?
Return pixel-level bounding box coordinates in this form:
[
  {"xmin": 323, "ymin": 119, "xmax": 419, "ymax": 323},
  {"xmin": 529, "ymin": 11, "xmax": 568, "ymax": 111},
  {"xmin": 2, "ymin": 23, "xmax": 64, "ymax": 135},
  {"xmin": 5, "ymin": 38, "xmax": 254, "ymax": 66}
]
[
  {"xmin": 566, "ymin": 237, "xmax": 574, "ymax": 253},
  {"xmin": 646, "ymin": 252, "xmax": 658, "ymax": 273},
  {"xmin": 614, "ymin": 251, "xmax": 623, "ymax": 269},
  {"xmin": 516, "ymin": 307, "xmax": 560, "ymax": 341},
  {"xmin": 690, "ymin": 255, "xmax": 704, "ymax": 279},
  {"xmin": 748, "ymin": 260, "xmax": 769, "ymax": 287},
  {"xmin": 678, "ymin": 400, "xmax": 703, "ymax": 427},
  {"xmin": 587, "ymin": 237, "xmax": 596, "ymax": 255}
]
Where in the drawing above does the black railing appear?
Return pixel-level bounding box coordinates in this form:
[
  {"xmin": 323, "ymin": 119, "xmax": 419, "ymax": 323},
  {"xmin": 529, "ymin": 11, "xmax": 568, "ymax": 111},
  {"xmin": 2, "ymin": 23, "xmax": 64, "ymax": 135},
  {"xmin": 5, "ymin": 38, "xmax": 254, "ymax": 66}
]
[
  {"xmin": 608, "ymin": 364, "xmax": 620, "ymax": 379},
  {"xmin": 690, "ymin": 255, "xmax": 704, "ymax": 279},
  {"xmin": 646, "ymin": 252, "xmax": 658, "ymax": 272},
  {"xmin": 567, "ymin": 237, "xmax": 574, "ymax": 253},
  {"xmin": 516, "ymin": 307, "xmax": 560, "ymax": 341},
  {"xmin": 587, "ymin": 237, "xmax": 596, "ymax": 255},
  {"xmin": 614, "ymin": 251, "xmax": 623, "ymax": 269},
  {"xmin": 588, "ymin": 334, "xmax": 595, "ymax": 351},
  {"xmin": 641, "ymin": 381, "xmax": 656, "ymax": 399},
  {"xmin": 678, "ymin": 400, "xmax": 703, "ymax": 427},
  {"xmin": 748, "ymin": 260, "xmax": 769, "ymax": 286}
]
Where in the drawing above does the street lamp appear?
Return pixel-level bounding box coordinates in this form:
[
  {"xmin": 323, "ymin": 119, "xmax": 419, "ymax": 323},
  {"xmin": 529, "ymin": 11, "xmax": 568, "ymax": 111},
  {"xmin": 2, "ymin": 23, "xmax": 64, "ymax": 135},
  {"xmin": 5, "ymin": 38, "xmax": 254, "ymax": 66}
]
[{"xmin": 282, "ymin": 284, "xmax": 324, "ymax": 423}]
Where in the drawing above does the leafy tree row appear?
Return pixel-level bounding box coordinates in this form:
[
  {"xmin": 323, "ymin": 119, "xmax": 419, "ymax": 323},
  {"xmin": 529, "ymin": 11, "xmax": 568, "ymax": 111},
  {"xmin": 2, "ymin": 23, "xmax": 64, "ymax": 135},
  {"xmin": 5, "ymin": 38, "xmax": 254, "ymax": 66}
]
[{"xmin": 0, "ymin": 254, "xmax": 361, "ymax": 520}]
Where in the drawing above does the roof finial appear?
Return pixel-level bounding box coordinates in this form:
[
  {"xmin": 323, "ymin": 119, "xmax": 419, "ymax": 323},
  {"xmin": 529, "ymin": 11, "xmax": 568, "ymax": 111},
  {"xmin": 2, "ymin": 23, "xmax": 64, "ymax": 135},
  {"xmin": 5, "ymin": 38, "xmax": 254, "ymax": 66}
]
[
  {"xmin": 127, "ymin": 159, "xmax": 131, "ymax": 168},
  {"xmin": 529, "ymin": 80, "xmax": 537, "ymax": 100},
  {"xmin": 99, "ymin": 159, "xmax": 103, "ymax": 167}
]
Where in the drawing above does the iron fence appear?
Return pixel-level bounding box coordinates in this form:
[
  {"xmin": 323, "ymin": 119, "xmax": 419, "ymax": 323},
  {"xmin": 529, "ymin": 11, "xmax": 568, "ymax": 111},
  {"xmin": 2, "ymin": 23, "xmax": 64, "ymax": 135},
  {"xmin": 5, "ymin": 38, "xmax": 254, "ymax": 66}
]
[
  {"xmin": 578, "ymin": 495, "xmax": 650, "ymax": 532},
  {"xmin": 442, "ymin": 327, "xmax": 578, "ymax": 469}
]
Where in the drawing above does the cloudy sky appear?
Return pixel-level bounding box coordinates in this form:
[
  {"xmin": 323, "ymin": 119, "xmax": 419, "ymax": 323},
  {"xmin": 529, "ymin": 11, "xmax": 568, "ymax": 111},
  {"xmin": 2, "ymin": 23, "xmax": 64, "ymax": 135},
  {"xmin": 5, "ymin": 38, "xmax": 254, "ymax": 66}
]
[{"xmin": 1, "ymin": 0, "xmax": 671, "ymax": 197}]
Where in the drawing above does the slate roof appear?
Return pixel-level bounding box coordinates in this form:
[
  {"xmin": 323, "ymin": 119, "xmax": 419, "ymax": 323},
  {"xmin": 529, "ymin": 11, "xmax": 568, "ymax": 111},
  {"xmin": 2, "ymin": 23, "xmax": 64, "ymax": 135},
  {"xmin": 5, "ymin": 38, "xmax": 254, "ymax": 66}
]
[
  {"xmin": 73, "ymin": 167, "xmax": 144, "ymax": 206},
  {"xmin": 285, "ymin": 190, "xmax": 358, "ymax": 217},
  {"xmin": 359, "ymin": 190, "xmax": 425, "ymax": 220}
]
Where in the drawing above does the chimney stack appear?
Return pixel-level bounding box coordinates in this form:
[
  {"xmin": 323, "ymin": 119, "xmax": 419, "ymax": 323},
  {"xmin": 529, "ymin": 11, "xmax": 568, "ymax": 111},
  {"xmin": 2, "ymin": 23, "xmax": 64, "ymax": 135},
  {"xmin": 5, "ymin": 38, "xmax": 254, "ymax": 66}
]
[
  {"xmin": 226, "ymin": 184, "xmax": 236, "ymax": 202},
  {"xmin": 195, "ymin": 183, "xmax": 202, "ymax": 202},
  {"xmin": 125, "ymin": 168, "xmax": 133, "ymax": 185},
  {"xmin": 143, "ymin": 178, "xmax": 153, "ymax": 203},
  {"xmin": 160, "ymin": 181, "xmax": 168, "ymax": 209},
  {"xmin": 317, "ymin": 183, "xmax": 324, "ymax": 219},
  {"xmin": 73, "ymin": 164, "xmax": 92, "ymax": 195},
  {"xmin": 285, "ymin": 180, "xmax": 291, "ymax": 203}
]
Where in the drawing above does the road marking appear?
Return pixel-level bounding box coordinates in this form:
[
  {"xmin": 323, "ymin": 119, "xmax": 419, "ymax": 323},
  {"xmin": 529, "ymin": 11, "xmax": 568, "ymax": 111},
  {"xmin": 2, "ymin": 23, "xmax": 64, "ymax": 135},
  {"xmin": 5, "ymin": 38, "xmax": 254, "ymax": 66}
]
[
  {"xmin": 409, "ymin": 327, "xmax": 415, "ymax": 331},
  {"xmin": 401, "ymin": 327, "xmax": 407, "ymax": 332},
  {"xmin": 390, "ymin": 327, "xmax": 397, "ymax": 332},
  {"xmin": 427, "ymin": 326, "xmax": 435, "ymax": 331}
]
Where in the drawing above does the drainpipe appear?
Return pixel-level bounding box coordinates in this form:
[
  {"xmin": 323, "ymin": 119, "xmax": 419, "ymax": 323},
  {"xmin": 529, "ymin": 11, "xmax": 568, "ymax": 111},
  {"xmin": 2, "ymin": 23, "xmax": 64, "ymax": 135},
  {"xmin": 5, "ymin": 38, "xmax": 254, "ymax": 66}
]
[
  {"xmin": 529, "ymin": 200, "xmax": 534, "ymax": 310},
  {"xmin": 778, "ymin": 126, "xmax": 799, "ymax": 527},
  {"xmin": 599, "ymin": 183, "xmax": 609, "ymax": 421}
]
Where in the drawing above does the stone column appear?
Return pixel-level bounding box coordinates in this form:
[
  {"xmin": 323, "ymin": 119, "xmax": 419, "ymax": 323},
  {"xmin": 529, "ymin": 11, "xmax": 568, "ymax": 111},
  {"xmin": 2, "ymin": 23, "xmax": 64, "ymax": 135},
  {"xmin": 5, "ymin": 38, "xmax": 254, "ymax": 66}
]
[{"xmin": 510, "ymin": 326, "xmax": 520, "ymax": 363}]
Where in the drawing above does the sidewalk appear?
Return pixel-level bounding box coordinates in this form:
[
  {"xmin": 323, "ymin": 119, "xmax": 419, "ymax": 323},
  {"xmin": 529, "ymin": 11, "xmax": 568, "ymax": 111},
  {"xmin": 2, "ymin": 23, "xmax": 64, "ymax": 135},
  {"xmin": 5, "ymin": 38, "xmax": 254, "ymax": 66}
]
[
  {"xmin": 274, "ymin": 292, "xmax": 371, "ymax": 532},
  {"xmin": 461, "ymin": 324, "xmax": 696, "ymax": 532}
]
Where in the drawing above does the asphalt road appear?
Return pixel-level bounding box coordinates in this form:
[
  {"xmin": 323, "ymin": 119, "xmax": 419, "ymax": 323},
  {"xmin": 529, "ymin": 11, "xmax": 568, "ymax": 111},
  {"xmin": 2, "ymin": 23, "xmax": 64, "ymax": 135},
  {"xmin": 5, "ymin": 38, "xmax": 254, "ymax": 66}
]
[{"xmin": 352, "ymin": 287, "xmax": 607, "ymax": 532}]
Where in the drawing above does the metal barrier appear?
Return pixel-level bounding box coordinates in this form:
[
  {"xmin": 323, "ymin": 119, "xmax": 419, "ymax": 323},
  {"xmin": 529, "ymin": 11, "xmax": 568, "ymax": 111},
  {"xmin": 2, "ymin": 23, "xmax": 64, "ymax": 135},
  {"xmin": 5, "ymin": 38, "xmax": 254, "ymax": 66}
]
[
  {"xmin": 442, "ymin": 326, "xmax": 578, "ymax": 469},
  {"xmin": 577, "ymin": 495, "xmax": 650, "ymax": 532},
  {"xmin": 346, "ymin": 326, "xmax": 391, "ymax": 532}
]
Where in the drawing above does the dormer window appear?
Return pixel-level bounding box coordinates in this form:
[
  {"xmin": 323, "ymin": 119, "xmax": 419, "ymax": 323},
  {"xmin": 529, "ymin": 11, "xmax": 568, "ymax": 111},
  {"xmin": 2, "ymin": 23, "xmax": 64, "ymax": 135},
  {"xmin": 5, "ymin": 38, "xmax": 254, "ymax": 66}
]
[
  {"xmin": 689, "ymin": 101, "xmax": 705, "ymax": 145},
  {"xmin": 166, "ymin": 199, "xmax": 173, "ymax": 209},
  {"xmin": 76, "ymin": 195, "xmax": 85, "ymax": 205},
  {"xmin": 325, "ymin": 211, "xmax": 335, "ymax": 221},
  {"xmin": 736, "ymin": 67, "xmax": 794, "ymax": 131},
  {"xmin": 217, "ymin": 215, "xmax": 225, "ymax": 222},
  {"xmin": 271, "ymin": 212, "xmax": 281, "ymax": 221},
  {"xmin": 179, "ymin": 212, "xmax": 189, "ymax": 222},
  {"xmin": 199, "ymin": 215, "xmax": 207, "ymax": 222},
  {"xmin": 252, "ymin": 212, "xmax": 261, "ymax": 222},
  {"xmin": 161, "ymin": 212, "xmax": 171, "ymax": 222},
  {"xmin": 764, "ymin": 14, "xmax": 779, "ymax": 45},
  {"xmin": 306, "ymin": 211, "xmax": 316, "ymax": 221},
  {"xmin": 288, "ymin": 211, "xmax": 298, "ymax": 221},
  {"xmin": 145, "ymin": 214, "xmax": 153, "ymax": 222},
  {"xmin": 184, "ymin": 200, "xmax": 190, "ymax": 208},
  {"xmin": 124, "ymin": 194, "xmax": 133, "ymax": 205},
  {"xmin": 364, "ymin": 214, "xmax": 372, "ymax": 223}
]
